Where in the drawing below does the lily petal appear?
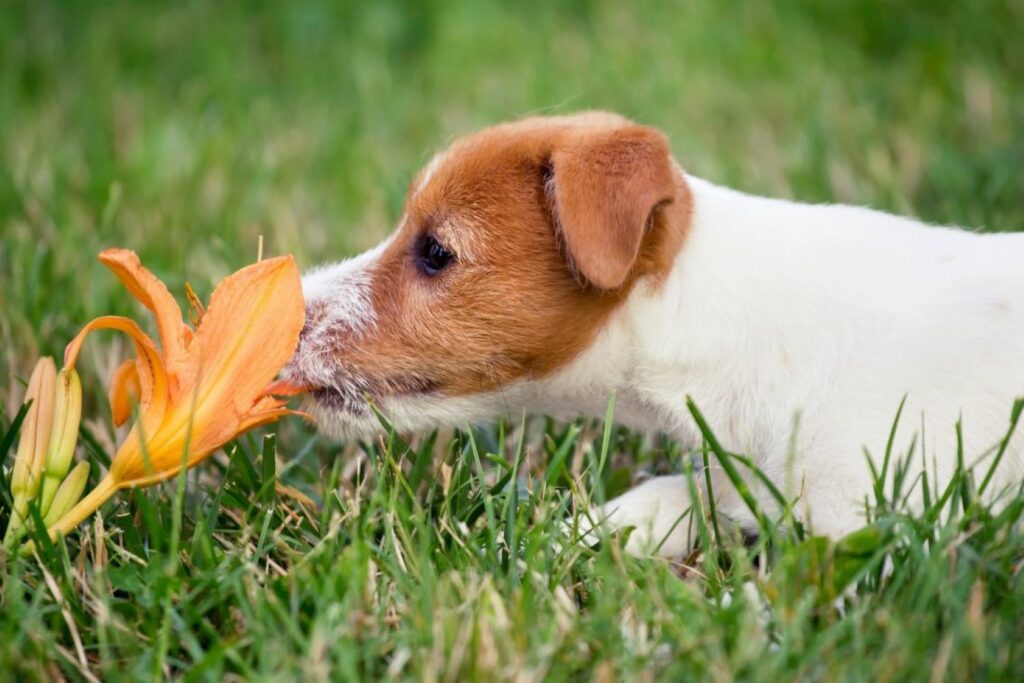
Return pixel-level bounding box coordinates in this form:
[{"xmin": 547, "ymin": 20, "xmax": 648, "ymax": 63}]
[
  {"xmin": 98, "ymin": 249, "xmax": 190, "ymax": 382},
  {"xmin": 263, "ymin": 378, "xmax": 311, "ymax": 397},
  {"xmin": 65, "ymin": 316, "xmax": 169, "ymax": 437},
  {"xmin": 238, "ymin": 396, "xmax": 311, "ymax": 432},
  {"xmin": 108, "ymin": 359, "xmax": 141, "ymax": 428},
  {"xmin": 181, "ymin": 255, "xmax": 304, "ymax": 451}
]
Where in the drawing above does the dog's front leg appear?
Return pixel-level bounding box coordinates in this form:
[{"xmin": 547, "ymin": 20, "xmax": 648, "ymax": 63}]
[
  {"xmin": 570, "ymin": 474, "xmax": 763, "ymax": 558},
  {"xmin": 595, "ymin": 475, "xmax": 696, "ymax": 557}
]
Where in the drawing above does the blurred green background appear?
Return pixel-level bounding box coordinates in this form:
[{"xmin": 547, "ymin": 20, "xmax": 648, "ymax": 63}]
[{"xmin": 2, "ymin": 0, "xmax": 1022, "ymax": 402}]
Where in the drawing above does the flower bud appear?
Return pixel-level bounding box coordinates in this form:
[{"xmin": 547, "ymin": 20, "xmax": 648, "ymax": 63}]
[
  {"xmin": 38, "ymin": 367, "xmax": 83, "ymax": 517},
  {"xmin": 3, "ymin": 357, "xmax": 57, "ymax": 544},
  {"xmin": 42, "ymin": 461, "xmax": 90, "ymax": 529}
]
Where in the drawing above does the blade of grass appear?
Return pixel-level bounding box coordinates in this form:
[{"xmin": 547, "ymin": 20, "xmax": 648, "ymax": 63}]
[
  {"xmin": 978, "ymin": 398, "xmax": 1023, "ymax": 497},
  {"xmin": 686, "ymin": 397, "xmax": 773, "ymax": 537}
]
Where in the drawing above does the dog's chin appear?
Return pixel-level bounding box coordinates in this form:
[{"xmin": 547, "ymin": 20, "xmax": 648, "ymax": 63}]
[
  {"xmin": 304, "ymin": 386, "xmax": 518, "ymax": 443},
  {"xmin": 297, "ymin": 372, "xmax": 537, "ymax": 443},
  {"xmin": 301, "ymin": 389, "xmax": 383, "ymax": 441},
  {"xmin": 302, "ymin": 389, "xmax": 439, "ymax": 442}
]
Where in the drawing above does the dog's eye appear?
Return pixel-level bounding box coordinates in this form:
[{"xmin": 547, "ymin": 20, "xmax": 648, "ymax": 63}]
[{"xmin": 416, "ymin": 235, "xmax": 455, "ymax": 276}]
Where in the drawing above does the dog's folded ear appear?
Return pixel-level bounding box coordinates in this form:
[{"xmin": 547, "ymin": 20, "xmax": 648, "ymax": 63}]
[{"xmin": 547, "ymin": 122, "xmax": 678, "ymax": 289}]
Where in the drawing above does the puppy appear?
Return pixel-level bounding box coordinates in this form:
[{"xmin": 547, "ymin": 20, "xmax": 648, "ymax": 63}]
[{"xmin": 284, "ymin": 112, "xmax": 1024, "ymax": 555}]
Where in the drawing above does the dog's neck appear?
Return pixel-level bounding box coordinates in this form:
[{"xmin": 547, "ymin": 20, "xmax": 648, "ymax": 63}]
[{"xmin": 542, "ymin": 175, "xmax": 854, "ymax": 456}]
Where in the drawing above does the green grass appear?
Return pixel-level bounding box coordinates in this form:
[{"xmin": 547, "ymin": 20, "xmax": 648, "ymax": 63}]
[{"xmin": 2, "ymin": 0, "xmax": 1023, "ymax": 679}]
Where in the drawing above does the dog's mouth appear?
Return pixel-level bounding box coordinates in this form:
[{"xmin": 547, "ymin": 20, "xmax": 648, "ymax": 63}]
[
  {"xmin": 286, "ymin": 374, "xmax": 442, "ymax": 418},
  {"xmin": 268, "ymin": 367, "xmax": 371, "ymax": 417},
  {"xmin": 309, "ymin": 385, "xmax": 370, "ymax": 415},
  {"xmin": 280, "ymin": 336, "xmax": 443, "ymax": 421}
]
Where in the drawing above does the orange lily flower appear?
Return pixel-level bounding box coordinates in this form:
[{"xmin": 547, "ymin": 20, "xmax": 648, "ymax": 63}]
[{"xmin": 45, "ymin": 248, "xmax": 305, "ymax": 539}]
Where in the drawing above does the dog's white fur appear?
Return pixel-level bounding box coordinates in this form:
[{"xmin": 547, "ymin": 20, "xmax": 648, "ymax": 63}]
[
  {"xmin": 575, "ymin": 175, "xmax": 1024, "ymax": 551},
  {"xmin": 296, "ymin": 141, "xmax": 1024, "ymax": 557}
]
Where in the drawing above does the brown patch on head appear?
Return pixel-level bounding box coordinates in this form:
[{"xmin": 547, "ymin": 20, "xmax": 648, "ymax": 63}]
[{"xmin": 297, "ymin": 112, "xmax": 692, "ymax": 405}]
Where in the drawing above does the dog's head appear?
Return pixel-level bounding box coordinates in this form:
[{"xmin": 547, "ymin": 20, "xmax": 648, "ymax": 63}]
[{"xmin": 284, "ymin": 112, "xmax": 691, "ymax": 438}]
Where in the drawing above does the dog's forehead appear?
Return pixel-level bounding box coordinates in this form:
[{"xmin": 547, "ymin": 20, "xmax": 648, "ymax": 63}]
[
  {"xmin": 400, "ymin": 125, "xmax": 548, "ymax": 245},
  {"xmin": 410, "ymin": 129, "xmax": 538, "ymax": 199},
  {"xmin": 410, "ymin": 112, "xmax": 631, "ymax": 201}
]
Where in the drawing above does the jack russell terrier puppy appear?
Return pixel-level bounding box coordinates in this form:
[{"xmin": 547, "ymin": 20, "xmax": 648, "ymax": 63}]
[{"xmin": 284, "ymin": 112, "xmax": 1024, "ymax": 556}]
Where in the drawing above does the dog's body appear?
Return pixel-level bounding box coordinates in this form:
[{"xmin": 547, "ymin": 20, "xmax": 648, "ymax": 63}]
[{"xmin": 286, "ymin": 112, "xmax": 1024, "ymax": 555}]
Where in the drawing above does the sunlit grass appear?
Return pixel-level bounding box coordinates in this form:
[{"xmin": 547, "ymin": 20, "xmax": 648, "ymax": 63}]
[{"xmin": 3, "ymin": 397, "xmax": 1023, "ymax": 679}]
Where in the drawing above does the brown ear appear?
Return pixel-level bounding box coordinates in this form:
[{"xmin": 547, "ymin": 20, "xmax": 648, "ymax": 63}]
[{"xmin": 549, "ymin": 123, "xmax": 677, "ymax": 289}]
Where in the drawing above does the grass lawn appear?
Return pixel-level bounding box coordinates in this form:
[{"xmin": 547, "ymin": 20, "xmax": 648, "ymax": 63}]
[{"xmin": 2, "ymin": 0, "xmax": 1023, "ymax": 679}]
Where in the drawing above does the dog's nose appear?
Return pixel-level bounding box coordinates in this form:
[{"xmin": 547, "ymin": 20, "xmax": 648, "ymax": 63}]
[
  {"xmin": 279, "ymin": 300, "xmax": 323, "ymax": 386},
  {"xmin": 298, "ymin": 300, "xmax": 327, "ymax": 342}
]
